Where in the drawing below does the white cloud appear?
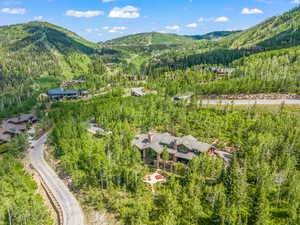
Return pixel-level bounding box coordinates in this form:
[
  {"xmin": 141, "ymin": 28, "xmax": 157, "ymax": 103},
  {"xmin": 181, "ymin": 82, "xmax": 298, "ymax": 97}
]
[
  {"xmin": 85, "ymin": 28, "xmax": 101, "ymax": 33},
  {"xmin": 292, "ymin": 0, "xmax": 300, "ymax": 3},
  {"xmin": 215, "ymin": 16, "xmax": 229, "ymax": 22},
  {"xmin": 85, "ymin": 28, "xmax": 93, "ymax": 33},
  {"xmin": 65, "ymin": 10, "xmax": 104, "ymax": 18},
  {"xmin": 1, "ymin": 7, "xmax": 26, "ymax": 14},
  {"xmin": 198, "ymin": 17, "xmax": 214, "ymax": 23},
  {"xmin": 108, "ymin": 26, "xmax": 128, "ymax": 33},
  {"xmin": 102, "ymin": 0, "xmax": 116, "ymax": 2},
  {"xmin": 198, "ymin": 17, "xmax": 206, "ymax": 22},
  {"xmin": 102, "ymin": 26, "xmax": 110, "ymax": 30},
  {"xmin": 166, "ymin": 25, "xmax": 180, "ymax": 30},
  {"xmin": 186, "ymin": 23, "xmax": 198, "ymax": 28},
  {"xmin": 241, "ymin": 8, "xmax": 263, "ymax": 14},
  {"xmin": 2, "ymin": 1, "xmax": 21, "ymax": 6},
  {"xmin": 34, "ymin": 16, "xmax": 44, "ymax": 21},
  {"xmin": 108, "ymin": 5, "xmax": 140, "ymax": 19}
]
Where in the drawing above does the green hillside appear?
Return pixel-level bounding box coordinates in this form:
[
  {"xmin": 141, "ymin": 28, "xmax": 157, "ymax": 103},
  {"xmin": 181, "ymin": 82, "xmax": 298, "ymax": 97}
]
[
  {"xmin": 188, "ymin": 30, "xmax": 241, "ymax": 40},
  {"xmin": 101, "ymin": 32, "xmax": 216, "ymax": 74},
  {"xmin": 141, "ymin": 6, "xmax": 300, "ymax": 73},
  {"xmin": 105, "ymin": 32, "xmax": 198, "ymax": 46},
  {"xmin": 0, "ymin": 21, "xmax": 101, "ymax": 79},
  {"xmin": 0, "ymin": 22, "xmax": 110, "ymax": 116},
  {"xmin": 224, "ymin": 6, "xmax": 300, "ymax": 50}
]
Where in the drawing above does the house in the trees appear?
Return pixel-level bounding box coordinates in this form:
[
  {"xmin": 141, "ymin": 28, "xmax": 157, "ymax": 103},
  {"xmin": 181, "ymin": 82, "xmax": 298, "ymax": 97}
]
[
  {"xmin": 0, "ymin": 113, "xmax": 37, "ymax": 145},
  {"xmin": 87, "ymin": 119, "xmax": 112, "ymax": 136},
  {"xmin": 132, "ymin": 132, "xmax": 221, "ymax": 169},
  {"xmin": 8, "ymin": 114, "xmax": 37, "ymax": 124},
  {"xmin": 1, "ymin": 122, "xmax": 26, "ymax": 136},
  {"xmin": 208, "ymin": 67, "xmax": 235, "ymax": 76},
  {"xmin": 131, "ymin": 87, "xmax": 146, "ymax": 97},
  {"xmin": 47, "ymin": 88, "xmax": 80, "ymax": 100}
]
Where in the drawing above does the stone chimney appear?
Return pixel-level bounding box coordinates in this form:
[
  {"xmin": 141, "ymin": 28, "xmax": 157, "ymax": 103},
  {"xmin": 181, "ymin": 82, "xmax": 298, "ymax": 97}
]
[
  {"xmin": 148, "ymin": 133, "xmax": 154, "ymax": 143},
  {"xmin": 174, "ymin": 138, "xmax": 178, "ymax": 151}
]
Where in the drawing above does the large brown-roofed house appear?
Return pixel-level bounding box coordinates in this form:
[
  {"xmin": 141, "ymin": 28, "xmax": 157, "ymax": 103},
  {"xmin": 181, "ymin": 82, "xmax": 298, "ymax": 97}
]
[
  {"xmin": 0, "ymin": 113, "xmax": 37, "ymax": 145},
  {"xmin": 8, "ymin": 114, "xmax": 37, "ymax": 124},
  {"xmin": 132, "ymin": 132, "xmax": 217, "ymax": 169}
]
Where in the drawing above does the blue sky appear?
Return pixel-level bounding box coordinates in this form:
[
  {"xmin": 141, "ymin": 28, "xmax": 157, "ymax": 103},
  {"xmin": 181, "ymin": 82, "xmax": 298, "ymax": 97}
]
[{"xmin": 0, "ymin": 0, "xmax": 299, "ymax": 42}]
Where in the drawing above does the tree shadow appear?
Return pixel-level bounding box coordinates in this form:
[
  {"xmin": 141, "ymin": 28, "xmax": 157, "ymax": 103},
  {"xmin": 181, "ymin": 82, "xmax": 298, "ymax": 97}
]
[{"xmin": 256, "ymin": 27, "xmax": 300, "ymax": 51}]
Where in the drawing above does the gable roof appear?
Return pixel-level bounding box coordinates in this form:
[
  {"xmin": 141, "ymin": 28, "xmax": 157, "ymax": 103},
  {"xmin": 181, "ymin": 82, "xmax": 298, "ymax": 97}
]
[
  {"xmin": 47, "ymin": 88, "xmax": 79, "ymax": 96},
  {"xmin": 131, "ymin": 87, "xmax": 145, "ymax": 96},
  {"xmin": 1, "ymin": 121, "xmax": 26, "ymax": 134},
  {"xmin": 132, "ymin": 132, "xmax": 215, "ymax": 160},
  {"xmin": 47, "ymin": 88, "xmax": 64, "ymax": 95},
  {"xmin": 8, "ymin": 114, "xmax": 35, "ymax": 124},
  {"xmin": 178, "ymin": 135, "xmax": 214, "ymax": 153}
]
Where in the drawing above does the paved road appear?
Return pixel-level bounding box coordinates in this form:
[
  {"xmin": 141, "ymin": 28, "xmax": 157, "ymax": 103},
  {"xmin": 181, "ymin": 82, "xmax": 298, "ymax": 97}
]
[
  {"xmin": 29, "ymin": 133, "xmax": 85, "ymax": 225},
  {"xmin": 200, "ymin": 99, "xmax": 300, "ymax": 105}
]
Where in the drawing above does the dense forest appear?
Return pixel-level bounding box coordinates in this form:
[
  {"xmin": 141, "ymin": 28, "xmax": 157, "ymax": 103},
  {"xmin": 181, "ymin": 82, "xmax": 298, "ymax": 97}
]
[
  {"xmin": 2, "ymin": 6, "xmax": 300, "ymax": 113},
  {"xmin": 49, "ymin": 95, "xmax": 300, "ymax": 225},
  {"xmin": 1, "ymin": 4, "xmax": 300, "ymax": 225},
  {"xmin": 144, "ymin": 45, "xmax": 300, "ymax": 96},
  {"xmin": 0, "ymin": 134, "xmax": 53, "ymax": 225},
  {"xmin": 0, "ymin": 22, "xmax": 109, "ymax": 116}
]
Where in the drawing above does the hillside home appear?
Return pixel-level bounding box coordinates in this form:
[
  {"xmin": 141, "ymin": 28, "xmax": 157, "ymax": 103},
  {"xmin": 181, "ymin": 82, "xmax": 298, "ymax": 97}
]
[
  {"xmin": 0, "ymin": 132, "xmax": 10, "ymax": 145},
  {"xmin": 208, "ymin": 67, "xmax": 235, "ymax": 76},
  {"xmin": 87, "ymin": 119, "xmax": 112, "ymax": 136},
  {"xmin": 131, "ymin": 87, "xmax": 145, "ymax": 97},
  {"xmin": 132, "ymin": 132, "xmax": 219, "ymax": 169},
  {"xmin": 8, "ymin": 114, "xmax": 37, "ymax": 124},
  {"xmin": 47, "ymin": 88, "xmax": 79, "ymax": 100},
  {"xmin": 0, "ymin": 113, "xmax": 37, "ymax": 145}
]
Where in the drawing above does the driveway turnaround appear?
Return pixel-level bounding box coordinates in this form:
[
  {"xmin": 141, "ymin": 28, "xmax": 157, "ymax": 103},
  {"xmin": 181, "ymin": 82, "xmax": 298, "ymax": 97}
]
[
  {"xmin": 29, "ymin": 133, "xmax": 85, "ymax": 225},
  {"xmin": 200, "ymin": 99, "xmax": 300, "ymax": 105}
]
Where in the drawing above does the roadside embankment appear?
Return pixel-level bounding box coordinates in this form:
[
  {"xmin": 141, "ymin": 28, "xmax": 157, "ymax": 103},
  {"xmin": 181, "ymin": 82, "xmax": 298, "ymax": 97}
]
[{"xmin": 197, "ymin": 94, "xmax": 300, "ymax": 100}]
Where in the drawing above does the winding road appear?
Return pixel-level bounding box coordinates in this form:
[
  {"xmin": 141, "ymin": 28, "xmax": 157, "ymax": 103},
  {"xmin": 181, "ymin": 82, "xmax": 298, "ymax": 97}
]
[
  {"xmin": 29, "ymin": 133, "xmax": 85, "ymax": 225},
  {"xmin": 200, "ymin": 99, "xmax": 300, "ymax": 105}
]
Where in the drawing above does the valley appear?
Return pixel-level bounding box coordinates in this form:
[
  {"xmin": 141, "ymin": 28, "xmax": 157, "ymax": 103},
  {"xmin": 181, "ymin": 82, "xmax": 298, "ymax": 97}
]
[{"xmin": 1, "ymin": 4, "xmax": 300, "ymax": 225}]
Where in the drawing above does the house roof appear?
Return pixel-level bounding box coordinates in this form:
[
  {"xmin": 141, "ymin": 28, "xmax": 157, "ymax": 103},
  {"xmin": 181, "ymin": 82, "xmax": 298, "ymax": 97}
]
[
  {"xmin": 63, "ymin": 90, "xmax": 79, "ymax": 95},
  {"xmin": 178, "ymin": 135, "xmax": 214, "ymax": 153},
  {"xmin": 158, "ymin": 133, "xmax": 176, "ymax": 146},
  {"xmin": 8, "ymin": 114, "xmax": 35, "ymax": 124},
  {"xmin": 1, "ymin": 121, "xmax": 26, "ymax": 134},
  {"xmin": 131, "ymin": 87, "xmax": 145, "ymax": 96},
  {"xmin": 48, "ymin": 88, "xmax": 79, "ymax": 96},
  {"xmin": 215, "ymin": 150, "xmax": 232, "ymax": 164},
  {"xmin": 48, "ymin": 88, "xmax": 64, "ymax": 95},
  {"xmin": 132, "ymin": 132, "xmax": 215, "ymax": 160}
]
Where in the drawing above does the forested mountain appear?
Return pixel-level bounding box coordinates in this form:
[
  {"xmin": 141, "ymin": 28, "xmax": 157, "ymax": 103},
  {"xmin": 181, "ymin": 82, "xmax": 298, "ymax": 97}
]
[
  {"xmin": 140, "ymin": 6, "xmax": 300, "ymax": 76},
  {"xmin": 188, "ymin": 30, "xmax": 241, "ymax": 40},
  {"xmin": 224, "ymin": 6, "xmax": 300, "ymax": 50},
  {"xmin": 0, "ymin": 21, "xmax": 101, "ymax": 79},
  {"xmin": 2, "ymin": 5, "xmax": 300, "ymax": 225},
  {"xmin": 104, "ymin": 32, "xmax": 198, "ymax": 47},
  {"xmin": 102, "ymin": 32, "xmax": 214, "ymax": 59},
  {"xmin": 0, "ymin": 22, "xmax": 109, "ymax": 116},
  {"xmin": 2, "ymin": 5, "xmax": 300, "ymax": 115}
]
